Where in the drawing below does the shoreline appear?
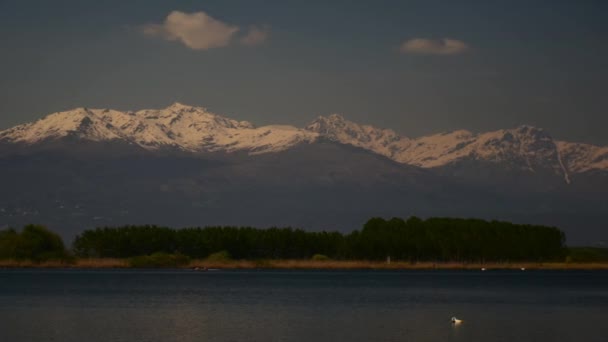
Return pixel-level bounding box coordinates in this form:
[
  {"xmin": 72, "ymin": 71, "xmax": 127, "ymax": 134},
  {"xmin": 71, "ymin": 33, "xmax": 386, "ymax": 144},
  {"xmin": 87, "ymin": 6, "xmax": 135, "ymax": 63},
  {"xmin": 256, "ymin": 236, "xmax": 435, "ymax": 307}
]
[{"xmin": 1, "ymin": 259, "xmax": 608, "ymax": 270}]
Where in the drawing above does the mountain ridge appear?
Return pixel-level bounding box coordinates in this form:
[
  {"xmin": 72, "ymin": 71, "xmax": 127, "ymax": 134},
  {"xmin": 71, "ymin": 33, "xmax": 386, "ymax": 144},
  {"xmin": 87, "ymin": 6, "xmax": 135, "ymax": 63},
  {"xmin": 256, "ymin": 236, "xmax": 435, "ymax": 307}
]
[{"xmin": 1, "ymin": 103, "xmax": 607, "ymax": 179}]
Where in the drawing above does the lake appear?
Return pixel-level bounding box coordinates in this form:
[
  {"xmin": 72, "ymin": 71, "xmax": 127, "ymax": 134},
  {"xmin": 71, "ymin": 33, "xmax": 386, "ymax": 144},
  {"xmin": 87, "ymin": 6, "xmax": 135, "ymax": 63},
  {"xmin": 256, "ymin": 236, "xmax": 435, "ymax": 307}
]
[{"xmin": 0, "ymin": 269, "xmax": 607, "ymax": 342}]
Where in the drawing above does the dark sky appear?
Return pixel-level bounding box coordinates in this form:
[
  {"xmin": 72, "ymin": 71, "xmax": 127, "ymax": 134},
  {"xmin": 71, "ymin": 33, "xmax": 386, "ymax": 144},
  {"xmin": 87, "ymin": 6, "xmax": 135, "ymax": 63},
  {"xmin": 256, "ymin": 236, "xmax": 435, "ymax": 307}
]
[{"xmin": 1, "ymin": 0, "xmax": 607, "ymax": 144}]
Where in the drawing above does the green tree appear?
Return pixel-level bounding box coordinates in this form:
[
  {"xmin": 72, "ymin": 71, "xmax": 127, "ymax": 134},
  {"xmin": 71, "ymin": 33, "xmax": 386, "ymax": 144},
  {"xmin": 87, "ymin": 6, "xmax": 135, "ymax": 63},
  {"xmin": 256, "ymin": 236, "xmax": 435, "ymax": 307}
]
[{"xmin": 0, "ymin": 225, "xmax": 69, "ymax": 261}]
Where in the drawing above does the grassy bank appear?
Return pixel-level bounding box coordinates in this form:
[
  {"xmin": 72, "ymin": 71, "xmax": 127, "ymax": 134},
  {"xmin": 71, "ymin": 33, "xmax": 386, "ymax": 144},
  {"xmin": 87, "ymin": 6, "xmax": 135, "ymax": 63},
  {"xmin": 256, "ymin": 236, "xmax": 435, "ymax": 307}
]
[{"xmin": 2, "ymin": 258, "xmax": 608, "ymax": 270}]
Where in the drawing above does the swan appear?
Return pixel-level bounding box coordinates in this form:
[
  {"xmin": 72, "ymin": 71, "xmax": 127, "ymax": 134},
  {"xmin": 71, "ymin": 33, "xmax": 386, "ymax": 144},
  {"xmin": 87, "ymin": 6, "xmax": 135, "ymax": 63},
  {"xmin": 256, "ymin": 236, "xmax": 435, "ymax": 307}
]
[{"xmin": 451, "ymin": 317, "xmax": 463, "ymax": 324}]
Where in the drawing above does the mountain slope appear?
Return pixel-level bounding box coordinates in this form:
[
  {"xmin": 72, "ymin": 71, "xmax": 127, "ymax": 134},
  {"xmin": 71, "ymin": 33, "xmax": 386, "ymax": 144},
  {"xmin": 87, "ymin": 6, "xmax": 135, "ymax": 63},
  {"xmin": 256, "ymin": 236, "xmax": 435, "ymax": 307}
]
[
  {"xmin": 1, "ymin": 103, "xmax": 606, "ymax": 179},
  {"xmin": 556, "ymin": 141, "xmax": 608, "ymax": 174},
  {"xmin": 305, "ymin": 114, "xmax": 413, "ymax": 161},
  {"xmin": 0, "ymin": 104, "xmax": 607, "ymax": 243},
  {"xmin": 0, "ymin": 140, "xmax": 605, "ymax": 244},
  {"xmin": 0, "ymin": 103, "xmax": 317, "ymax": 154},
  {"xmin": 0, "ymin": 142, "xmax": 468, "ymax": 238},
  {"xmin": 304, "ymin": 115, "xmax": 606, "ymax": 181}
]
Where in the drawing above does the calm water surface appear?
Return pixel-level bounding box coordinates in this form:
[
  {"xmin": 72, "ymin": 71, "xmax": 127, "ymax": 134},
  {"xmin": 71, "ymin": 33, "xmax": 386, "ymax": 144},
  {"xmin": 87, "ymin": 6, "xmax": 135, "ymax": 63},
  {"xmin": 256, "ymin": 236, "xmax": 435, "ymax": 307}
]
[{"xmin": 0, "ymin": 269, "xmax": 607, "ymax": 342}]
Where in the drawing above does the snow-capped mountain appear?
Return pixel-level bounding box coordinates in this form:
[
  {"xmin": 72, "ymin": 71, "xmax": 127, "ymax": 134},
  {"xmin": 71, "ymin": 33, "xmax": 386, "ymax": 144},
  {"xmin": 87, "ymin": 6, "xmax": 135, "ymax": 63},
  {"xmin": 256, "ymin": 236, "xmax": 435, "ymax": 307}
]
[
  {"xmin": 0, "ymin": 103, "xmax": 317, "ymax": 154},
  {"xmin": 556, "ymin": 141, "xmax": 608, "ymax": 174},
  {"xmin": 303, "ymin": 114, "xmax": 605, "ymax": 180},
  {"xmin": 1, "ymin": 103, "xmax": 606, "ymax": 179},
  {"xmin": 305, "ymin": 114, "xmax": 413, "ymax": 160}
]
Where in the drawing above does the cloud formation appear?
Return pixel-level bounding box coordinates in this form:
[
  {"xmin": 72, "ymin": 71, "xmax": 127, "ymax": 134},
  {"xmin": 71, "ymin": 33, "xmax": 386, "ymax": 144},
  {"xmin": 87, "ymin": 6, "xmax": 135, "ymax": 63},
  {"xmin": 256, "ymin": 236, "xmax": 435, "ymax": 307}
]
[
  {"xmin": 400, "ymin": 38, "xmax": 468, "ymax": 55},
  {"xmin": 143, "ymin": 11, "xmax": 269, "ymax": 50},
  {"xmin": 240, "ymin": 26, "xmax": 270, "ymax": 46}
]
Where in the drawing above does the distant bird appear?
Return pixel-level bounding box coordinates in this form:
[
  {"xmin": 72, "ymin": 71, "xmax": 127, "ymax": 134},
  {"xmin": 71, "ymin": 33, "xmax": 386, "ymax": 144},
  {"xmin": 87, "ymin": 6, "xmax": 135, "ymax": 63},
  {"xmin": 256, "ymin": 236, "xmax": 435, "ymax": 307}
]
[
  {"xmin": 520, "ymin": 267, "xmax": 526, "ymax": 271},
  {"xmin": 451, "ymin": 317, "xmax": 463, "ymax": 325},
  {"xmin": 481, "ymin": 267, "xmax": 486, "ymax": 271}
]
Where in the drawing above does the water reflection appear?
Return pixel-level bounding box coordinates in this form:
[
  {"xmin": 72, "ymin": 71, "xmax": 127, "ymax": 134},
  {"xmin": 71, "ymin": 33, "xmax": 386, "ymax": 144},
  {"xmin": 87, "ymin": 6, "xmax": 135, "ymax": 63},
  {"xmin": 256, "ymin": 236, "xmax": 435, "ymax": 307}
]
[{"xmin": 0, "ymin": 270, "xmax": 606, "ymax": 342}]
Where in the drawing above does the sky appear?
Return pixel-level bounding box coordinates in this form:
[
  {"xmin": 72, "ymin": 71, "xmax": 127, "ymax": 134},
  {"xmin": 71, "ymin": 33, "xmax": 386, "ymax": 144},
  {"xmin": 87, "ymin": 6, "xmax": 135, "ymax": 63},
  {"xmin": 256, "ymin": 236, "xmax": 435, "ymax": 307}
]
[{"xmin": 0, "ymin": 0, "xmax": 607, "ymax": 144}]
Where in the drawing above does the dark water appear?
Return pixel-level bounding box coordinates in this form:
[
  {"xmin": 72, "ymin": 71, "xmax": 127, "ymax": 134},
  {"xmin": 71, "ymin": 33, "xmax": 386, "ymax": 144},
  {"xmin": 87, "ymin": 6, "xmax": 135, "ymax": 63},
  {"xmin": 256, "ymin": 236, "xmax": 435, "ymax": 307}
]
[{"xmin": 0, "ymin": 270, "xmax": 607, "ymax": 342}]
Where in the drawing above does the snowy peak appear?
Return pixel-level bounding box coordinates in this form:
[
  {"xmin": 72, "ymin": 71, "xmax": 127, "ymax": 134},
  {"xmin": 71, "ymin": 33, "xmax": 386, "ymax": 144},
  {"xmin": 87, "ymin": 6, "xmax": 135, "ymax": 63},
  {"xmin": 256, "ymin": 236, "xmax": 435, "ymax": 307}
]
[
  {"xmin": 0, "ymin": 108, "xmax": 129, "ymax": 143},
  {"xmin": 303, "ymin": 118, "xmax": 578, "ymax": 181},
  {"xmin": 556, "ymin": 141, "xmax": 608, "ymax": 173},
  {"xmin": 303, "ymin": 116, "xmax": 570, "ymax": 176},
  {"xmin": 165, "ymin": 102, "xmax": 192, "ymax": 111},
  {"xmin": 306, "ymin": 114, "xmax": 399, "ymax": 142},
  {"xmin": 138, "ymin": 103, "xmax": 255, "ymax": 130},
  {"xmin": 0, "ymin": 104, "xmax": 314, "ymax": 153},
  {"xmin": 473, "ymin": 126, "xmax": 558, "ymax": 166},
  {"xmin": 393, "ymin": 125, "xmax": 569, "ymax": 180},
  {"xmin": 306, "ymin": 114, "xmax": 412, "ymax": 160},
  {"xmin": 305, "ymin": 114, "xmax": 350, "ymax": 135}
]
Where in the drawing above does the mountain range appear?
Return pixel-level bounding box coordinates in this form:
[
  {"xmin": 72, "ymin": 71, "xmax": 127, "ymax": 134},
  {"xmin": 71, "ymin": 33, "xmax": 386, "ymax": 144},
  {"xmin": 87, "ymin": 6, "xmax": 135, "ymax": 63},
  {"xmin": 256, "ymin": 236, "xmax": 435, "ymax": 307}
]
[{"xmin": 0, "ymin": 103, "xmax": 606, "ymax": 244}]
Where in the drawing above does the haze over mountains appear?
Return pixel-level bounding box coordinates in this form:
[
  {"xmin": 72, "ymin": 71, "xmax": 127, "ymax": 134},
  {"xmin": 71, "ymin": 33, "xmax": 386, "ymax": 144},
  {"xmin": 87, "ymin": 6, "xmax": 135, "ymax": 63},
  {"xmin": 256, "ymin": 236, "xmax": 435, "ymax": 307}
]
[{"xmin": 0, "ymin": 103, "xmax": 607, "ymax": 244}]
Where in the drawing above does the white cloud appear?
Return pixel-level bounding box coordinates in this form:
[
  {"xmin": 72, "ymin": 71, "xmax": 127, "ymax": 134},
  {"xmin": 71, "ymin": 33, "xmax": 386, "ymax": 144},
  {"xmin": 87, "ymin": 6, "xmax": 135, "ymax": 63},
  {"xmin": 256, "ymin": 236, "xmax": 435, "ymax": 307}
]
[
  {"xmin": 143, "ymin": 11, "xmax": 239, "ymax": 50},
  {"xmin": 240, "ymin": 26, "xmax": 270, "ymax": 46},
  {"xmin": 400, "ymin": 38, "xmax": 469, "ymax": 55}
]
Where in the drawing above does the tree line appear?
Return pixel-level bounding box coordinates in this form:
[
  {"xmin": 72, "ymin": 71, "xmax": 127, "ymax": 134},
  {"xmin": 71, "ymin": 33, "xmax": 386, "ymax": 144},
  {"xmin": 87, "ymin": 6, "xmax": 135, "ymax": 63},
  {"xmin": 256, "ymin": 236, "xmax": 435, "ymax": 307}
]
[
  {"xmin": 70, "ymin": 217, "xmax": 567, "ymax": 262},
  {"xmin": 0, "ymin": 218, "xmax": 568, "ymax": 262}
]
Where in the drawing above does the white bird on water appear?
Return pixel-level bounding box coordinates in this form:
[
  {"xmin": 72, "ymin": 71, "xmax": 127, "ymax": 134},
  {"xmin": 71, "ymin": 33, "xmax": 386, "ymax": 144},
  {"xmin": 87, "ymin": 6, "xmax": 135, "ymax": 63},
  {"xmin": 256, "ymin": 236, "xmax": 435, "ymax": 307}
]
[{"xmin": 451, "ymin": 317, "xmax": 463, "ymax": 325}]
